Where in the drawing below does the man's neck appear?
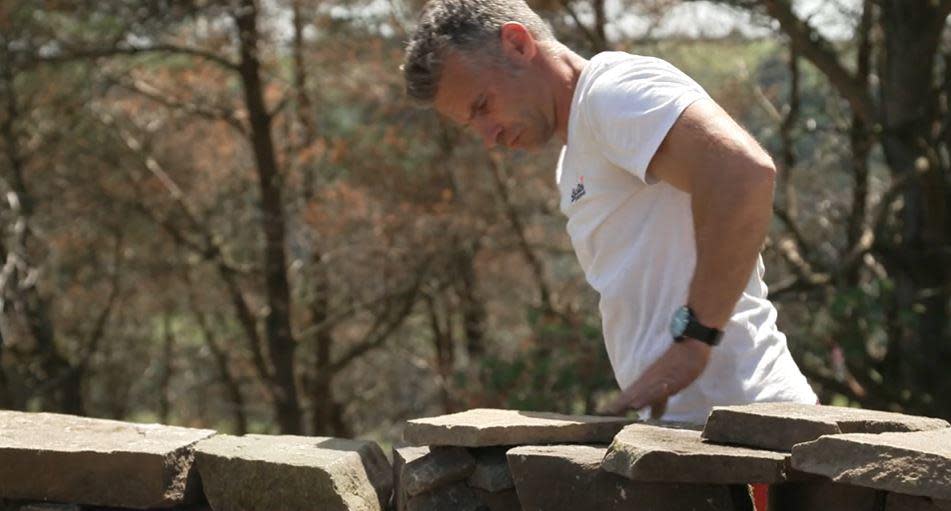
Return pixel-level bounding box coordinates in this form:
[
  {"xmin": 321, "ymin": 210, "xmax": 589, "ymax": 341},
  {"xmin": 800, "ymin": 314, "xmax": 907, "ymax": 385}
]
[{"xmin": 549, "ymin": 47, "xmax": 589, "ymax": 143}]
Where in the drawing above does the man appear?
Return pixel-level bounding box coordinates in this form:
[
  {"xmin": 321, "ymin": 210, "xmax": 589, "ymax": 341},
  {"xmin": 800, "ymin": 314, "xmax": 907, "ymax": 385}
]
[{"xmin": 401, "ymin": 0, "xmax": 817, "ymax": 424}]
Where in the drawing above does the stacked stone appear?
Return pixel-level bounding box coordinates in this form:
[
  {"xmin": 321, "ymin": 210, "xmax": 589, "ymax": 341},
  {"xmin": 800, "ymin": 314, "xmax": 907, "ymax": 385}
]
[
  {"xmin": 4, "ymin": 404, "xmax": 951, "ymax": 511},
  {"xmin": 0, "ymin": 410, "xmax": 392, "ymax": 511},
  {"xmin": 400, "ymin": 408, "xmax": 767, "ymax": 511},
  {"xmin": 397, "ymin": 408, "xmax": 635, "ymax": 511},
  {"xmin": 402, "ymin": 404, "xmax": 951, "ymax": 511},
  {"xmin": 699, "ymin": 403, "xmax": 951, "ymax": 511}
]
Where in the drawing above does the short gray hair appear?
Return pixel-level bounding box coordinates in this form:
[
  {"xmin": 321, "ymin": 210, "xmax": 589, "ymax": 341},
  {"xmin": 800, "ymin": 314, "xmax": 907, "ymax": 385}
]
[{"xmin": 402, "ymin": 0, "xmax": 555, "ymax": 102}]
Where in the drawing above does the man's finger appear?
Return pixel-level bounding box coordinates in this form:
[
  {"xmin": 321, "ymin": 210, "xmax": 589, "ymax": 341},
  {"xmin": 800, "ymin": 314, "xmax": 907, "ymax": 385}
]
[{"xmin": 649, "ymin": 398, "xmax": 668, "ymax": 419}]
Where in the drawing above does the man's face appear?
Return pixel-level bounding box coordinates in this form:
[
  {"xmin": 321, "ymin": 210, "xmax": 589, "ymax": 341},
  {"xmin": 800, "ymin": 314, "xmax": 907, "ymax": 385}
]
[{"xmin": 434, "ymin": 50, "xmax": 554, "ymax": 151}]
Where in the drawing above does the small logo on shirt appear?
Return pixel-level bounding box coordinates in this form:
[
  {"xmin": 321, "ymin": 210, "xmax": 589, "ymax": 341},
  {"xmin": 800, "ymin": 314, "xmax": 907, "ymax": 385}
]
[{"xmin": 570, "ymin": 176, "xmax": 586, "ymax": 203}]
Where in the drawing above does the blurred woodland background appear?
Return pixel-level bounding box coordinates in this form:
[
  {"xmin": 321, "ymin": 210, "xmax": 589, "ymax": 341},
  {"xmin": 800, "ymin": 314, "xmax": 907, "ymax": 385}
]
[{"xmin": 0, "ymin": 0, "xmax": 948, "ymax": 444}]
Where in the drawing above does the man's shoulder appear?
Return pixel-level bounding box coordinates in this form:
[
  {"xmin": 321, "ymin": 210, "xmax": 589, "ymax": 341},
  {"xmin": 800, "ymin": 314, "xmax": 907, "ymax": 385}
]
[{"xmin": 578, "ymin": 52, "xmax": 707, "ymax": 122}]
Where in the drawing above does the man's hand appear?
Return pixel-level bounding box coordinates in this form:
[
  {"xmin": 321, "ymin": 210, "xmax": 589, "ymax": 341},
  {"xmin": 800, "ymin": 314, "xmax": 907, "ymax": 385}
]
[{"xmin": 599, "ymin": 339, "xmax": 711, "ymax": 417}]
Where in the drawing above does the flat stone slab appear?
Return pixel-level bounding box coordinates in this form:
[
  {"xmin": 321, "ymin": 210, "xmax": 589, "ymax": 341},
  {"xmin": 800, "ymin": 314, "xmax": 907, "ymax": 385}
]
[
  {"xmin": 602, "ymin": 423, "xmax": 790, "ymax": 484},
  {"xmin": 195, "ymin": 434, "xmax": 392, "ymax": 511},
  {"xmin": 791, "ymin": 429, "xmax": 951, "ymax": 500},
  {"xmin": 0, "ymin": 410, "xmax": 215, "ymax": 508},
  {"xmin": 403, "ymin": 408, "xmax": 633, "ymax": 447},
  {"xmin": 702, "ymin": 403, "xmax": 949, "ymax": 451},
  {"xmin": 507, "ymin": 444, "xmax": 746, "ymax": 511}
]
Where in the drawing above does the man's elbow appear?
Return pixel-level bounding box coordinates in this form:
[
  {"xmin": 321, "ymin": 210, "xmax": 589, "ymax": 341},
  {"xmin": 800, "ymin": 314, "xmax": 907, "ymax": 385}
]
[{"xmin": 748, "ymin": 151, "xmax": 777, "ymax": 188}]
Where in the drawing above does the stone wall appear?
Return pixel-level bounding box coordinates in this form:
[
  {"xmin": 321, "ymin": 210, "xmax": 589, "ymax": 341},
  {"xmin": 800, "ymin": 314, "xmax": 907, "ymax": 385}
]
[{"xmin": 1, "ymin": 404, "xmax": 949, "ymax": 510}]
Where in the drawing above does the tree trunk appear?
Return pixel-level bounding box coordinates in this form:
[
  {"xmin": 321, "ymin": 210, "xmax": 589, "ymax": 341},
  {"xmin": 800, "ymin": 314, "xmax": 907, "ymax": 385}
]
[
  {"xmin": 234, "ymin": 0, "xmax": 302, "ymax": 434},
  {"xmin": 159, "ymin": 314, "xmax": 174, "ymax": 424},
  {"xmin": 877, "ymin": 0, "xmax": 950, "ymax": 414}
]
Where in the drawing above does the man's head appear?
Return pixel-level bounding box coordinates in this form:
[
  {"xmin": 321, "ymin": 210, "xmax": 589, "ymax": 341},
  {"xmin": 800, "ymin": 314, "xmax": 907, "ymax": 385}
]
[{"xmin": 402, "ymin": 0, "xmax": 562, "ymax": 150}]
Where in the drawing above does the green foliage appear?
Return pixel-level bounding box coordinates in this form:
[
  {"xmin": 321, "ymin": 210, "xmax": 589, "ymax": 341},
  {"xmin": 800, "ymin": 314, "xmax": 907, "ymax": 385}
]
[{"xmin": 478, "ymin": 307, "xmax": 615, "ymax": 415}]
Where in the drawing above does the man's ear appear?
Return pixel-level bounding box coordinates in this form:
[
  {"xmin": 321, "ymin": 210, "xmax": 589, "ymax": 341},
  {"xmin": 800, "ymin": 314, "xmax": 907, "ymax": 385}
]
[{"xmin": 499, "ymin": 22, "xmax": 537, "ymax": 64}]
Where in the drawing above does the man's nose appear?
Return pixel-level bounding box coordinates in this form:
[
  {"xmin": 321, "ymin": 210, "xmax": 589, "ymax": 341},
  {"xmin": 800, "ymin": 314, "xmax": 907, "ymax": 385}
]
[{"xmin": 474, "ymin": 120, "xmax": 502, "ymax": 149}]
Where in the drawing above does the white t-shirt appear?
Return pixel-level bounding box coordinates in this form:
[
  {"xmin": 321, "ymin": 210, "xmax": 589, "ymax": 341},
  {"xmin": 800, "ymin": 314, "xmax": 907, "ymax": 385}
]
[{"xmin": 557, "ymin": 51, "xmax": 817, "ymax": 424}]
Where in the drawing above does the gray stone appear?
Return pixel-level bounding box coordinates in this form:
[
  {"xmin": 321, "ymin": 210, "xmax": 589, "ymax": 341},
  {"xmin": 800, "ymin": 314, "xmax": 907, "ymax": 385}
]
[
  {"xmin": 405, "ymin": 483, "xmax": 487, "ymax": 511},
  {"xmin": 506, "ymin": 444, "xmax": 747, "ymax": 511},
  {"xmin": 403, "ymin": 408, "xmax": 632, "ymax": 447},
  {"xmin": 702, "ymin": 402, "xmax": 949, "ymax": 451},
  {"xmin": 887, "ymin": 493, "xmax": 951, "ymax": 511},
  {"xmin": 394, "ymin": 446, "xmax": 429, "ymax": 511},
  {"xmin": 791, "ymin": 429, "xmax": 951, "ymax": 500},
  {"xmin": 602, "ymin": 423, "xmax": 790, "ymax": 484},
  {"xmin": 15, "ymin": 505, "xmax": 81, "ymax": 511},
  {"xmin": 195, "ymin": 434, "xmax": 392, "ymax": 511},
  {"xmin": 767, "ymin": 481, "xmax": 881, "ymax": 511},
  {"xmin": 467, "ymin": 447, "xmax": 514, "ymax": 492},
  {"xmin": 402, "ymin": 446, "xmax": 475, "ymax": 496},
  {"xmin": 0, "ymin": 410, "xmax": 215, "ymax": 508},
  {"xmin": 471, "ymin": 488, "xmax": 521, "ymax": 511}
]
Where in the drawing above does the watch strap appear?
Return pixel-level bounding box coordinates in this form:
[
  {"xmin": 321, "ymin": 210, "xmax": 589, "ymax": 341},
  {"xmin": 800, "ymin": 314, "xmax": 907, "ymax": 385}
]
[{"xmin": 677, "ymin": 307, "xmax": 723, "ymax": 346}]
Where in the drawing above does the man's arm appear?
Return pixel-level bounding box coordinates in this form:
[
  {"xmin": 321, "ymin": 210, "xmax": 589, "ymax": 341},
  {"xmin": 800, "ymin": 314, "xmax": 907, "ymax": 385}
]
[{"xmin": 601, "ymin": 99, "xmax": 776, "ymax": 416}]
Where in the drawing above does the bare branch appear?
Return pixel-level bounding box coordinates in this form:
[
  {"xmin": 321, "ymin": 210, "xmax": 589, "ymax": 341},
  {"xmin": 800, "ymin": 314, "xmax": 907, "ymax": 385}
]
[
  {"xmin": 329, "ymin": 268, "xmax": 426, "ymax": 373},
  {"xmin": 487, "ymin": 154, "xmax": 555, "ymax": 314},
  {"xmin": 31, "ymin": 43, "xmax": 238, "ymax": 71},
  {"xmin": 557, "ymin": 0, "xmax": 602, "ymax": 51},
  {"xmin": 757, "ymin": 0, "xmax": 876, "ymax": 124},
  {"xmin": 769, "ymin": 173, "xmax": 912, "ymax": 299},
  {"xmin": 77, "ymin": 233, "xmax": 124, "ymax": 371},
  {"xmin": 113, "ymin": 78, "xmax": 248, "ymax": 135}
]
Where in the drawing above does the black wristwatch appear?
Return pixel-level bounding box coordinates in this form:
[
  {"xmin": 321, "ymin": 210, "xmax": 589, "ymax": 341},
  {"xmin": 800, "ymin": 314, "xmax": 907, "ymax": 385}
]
[{"xmin": 669, "ymin": 305, "xmax": 723, "ymax": 346}]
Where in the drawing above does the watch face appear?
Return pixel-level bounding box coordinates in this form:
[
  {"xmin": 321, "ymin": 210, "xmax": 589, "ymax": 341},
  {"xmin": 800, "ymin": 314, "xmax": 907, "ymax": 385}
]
[{"xmin": 670, "ymin": 306, "xmax": 690, "ymax": 338}]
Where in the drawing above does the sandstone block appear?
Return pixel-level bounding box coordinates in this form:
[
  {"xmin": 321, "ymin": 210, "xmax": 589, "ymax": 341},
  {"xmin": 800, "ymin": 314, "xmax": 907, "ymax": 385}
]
[
  {"xmin": 195, "ymin": 434, "xmax": 392, "ymax": 511},
  {"xmin": 702, "ymin": 403, "xmax": 949, "ymax": 451},
  {"xmin": 394, "ymin": 446, "xmax": 428, "ymax": 511},
  {"xmin": 401, "ymin": 446, "xmax": 475, "ymax": 496},
  {"xmin": 791, "ymin": 429, "xmax": 951, "ymax": 500},
  {"xmin": 887, "ymin": 493, "xmax": 951, "ymax": 511},
  {"xmin": 13, "ymin": 505, "xmax": 81, "ymax": 511},
  {"xmin": 471, "ymin": 488, "xmax": 521, "ymax": 511},
  {"xmin": 0, "ymin": 411, "xmax": 214, "ymax": 508},
  {"xmin": 602, "ymin": 423, "xmax": 790, "ymax": 484},
  {"xmin": 404, "ymin": 483, "xmax": 487, "ymax": 511},
  {"xmin": 467, "ymin": 447, "xmax": 515, "ymax": 492},
  {"xmin": 403, "ymin": 408, "xmax": 632, "ymax": 447},
  {"xmin": 507, "ymin": 444, "xmax": 748, "ymax": 511}
]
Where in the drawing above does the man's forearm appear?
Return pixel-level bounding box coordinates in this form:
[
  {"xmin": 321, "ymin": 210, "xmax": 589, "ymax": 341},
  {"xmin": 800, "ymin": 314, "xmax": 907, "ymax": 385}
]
[
  {"xmin": 687, "ymin": 162, "xmax": 776, "ymax": 330},
  {"xmin": 600, "ymin": 160, "xmax": 776, "ymax": 417}
]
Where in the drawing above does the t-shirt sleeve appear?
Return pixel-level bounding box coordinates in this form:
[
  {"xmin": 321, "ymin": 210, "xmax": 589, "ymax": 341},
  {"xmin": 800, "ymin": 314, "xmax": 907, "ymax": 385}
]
[{"xmin": 583, "ymin": 58, "xmax": 710, "ymax": 184}]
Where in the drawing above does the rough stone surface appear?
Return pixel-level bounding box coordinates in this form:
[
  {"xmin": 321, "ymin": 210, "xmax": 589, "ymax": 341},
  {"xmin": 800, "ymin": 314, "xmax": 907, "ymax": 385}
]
[
  {"xmin": 887, "ymin": 494, "xmax": 951, "ymax": 511},
  {"xmin": 791, "ymin": 429, "xmax": 951, "ymax": 500},
  {"xmin": 702, "ymin": 403, "xmax": 949, "ymax": 451},
  {"xmin": 9, "ymin": 505, "xmax": 81, "ymax": 511},
  {"xmin": 467, "ymin": 447, "xmax": 515, "ymax": 492},
  {"xmin": 767, "ymin": 482, "xmax": 881, "ymax": 511},
  {"xmin": 602, "ymin": 423, "xmax": 790, "ymax": 484},
  {"xmin": 393, "ymin": 446, "xmax": 428, "ymax": 511},
  {"xmin": 404, "ymin": 483, "xmax": 487, "ymax": 511},
  {"xmin": 195, "ymin": 434, "xmax": 392, "ymax": 511},
  {"xmin": 507, "ymin": 444, "xmax": 748, "ymax": 511},
  {"xmin": 471, "ymin": 488, "xmax": 521, "ymax": 511},
  {"xmin": 401, "ymin": 446, "xmax": 475, "ymax": 496},
  {"xmin": 403, "ymin": 408, "xmax": 632, "ymax": 447},
  {"xmin": 0, "ymin": 411, "xmax": 214, "ymax": 508}
]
